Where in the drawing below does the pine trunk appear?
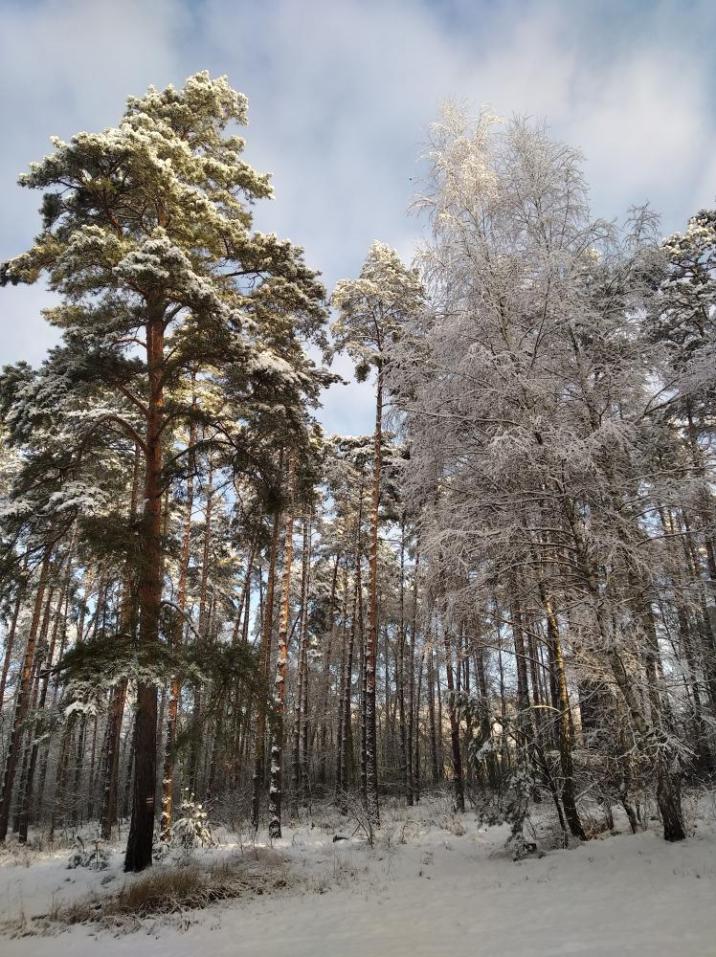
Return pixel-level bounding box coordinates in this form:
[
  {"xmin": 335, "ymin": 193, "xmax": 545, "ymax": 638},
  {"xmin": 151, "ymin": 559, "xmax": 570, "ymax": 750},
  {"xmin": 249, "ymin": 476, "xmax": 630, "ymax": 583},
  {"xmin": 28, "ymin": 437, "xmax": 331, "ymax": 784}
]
[
  {"xmin": 252, "ymin": 508, "xmax": 281, "ymax": 830},
  {"xmin": 0, "ymin": 550, "xmax": 51, "ymax": 843},
  {"xmin": 268, "ymin": 497, "xmax": 295, "ymax": 838},
  {"xmin": 293, "ymin": 516, "xmax": 311, "ymax": 809},
  {"xmin": 0, "ymin": 582, "xmax": 24, "ymax": 713},
  {"xmin": 161, "ymin": 425, "xmax": 196, "ymax": 839},
  {"xmin": 124, "ymin": 312, "xmax": 164, "ymax": 872},
  {"xmin": 364, "ymin": 368, "xmax": 382, "ymax": 823}
]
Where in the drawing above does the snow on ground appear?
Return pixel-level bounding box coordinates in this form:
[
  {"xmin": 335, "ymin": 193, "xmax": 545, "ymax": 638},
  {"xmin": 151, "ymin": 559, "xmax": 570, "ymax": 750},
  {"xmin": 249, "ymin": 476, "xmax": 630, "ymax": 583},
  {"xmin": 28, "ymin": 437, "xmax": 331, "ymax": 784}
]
[{"xmin": 1, "ymin": 795, "xmax": 716, "ymax": 956}]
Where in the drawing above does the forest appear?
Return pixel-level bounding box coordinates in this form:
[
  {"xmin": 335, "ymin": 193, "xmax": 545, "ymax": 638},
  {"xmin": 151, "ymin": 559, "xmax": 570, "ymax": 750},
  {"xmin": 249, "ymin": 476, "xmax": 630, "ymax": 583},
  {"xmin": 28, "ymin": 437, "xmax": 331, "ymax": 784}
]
[{"xmin": 0, "ymin": 68, "xmax": 715, "ymax": 953}]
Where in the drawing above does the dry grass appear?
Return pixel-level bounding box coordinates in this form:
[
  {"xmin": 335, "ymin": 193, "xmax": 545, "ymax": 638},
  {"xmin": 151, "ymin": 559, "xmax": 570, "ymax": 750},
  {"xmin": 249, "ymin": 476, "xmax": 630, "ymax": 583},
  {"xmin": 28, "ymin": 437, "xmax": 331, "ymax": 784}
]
[
  {"xmin": 51, "ymin": 855, "xmax": 295, "ymax": 929},
  {"xmin": 239, "ymin": 845, "xmax": 286, "ymax": 866},
  {"xmin": 441, "ymin": 814, "xmax": 466, "ymax": 837}
]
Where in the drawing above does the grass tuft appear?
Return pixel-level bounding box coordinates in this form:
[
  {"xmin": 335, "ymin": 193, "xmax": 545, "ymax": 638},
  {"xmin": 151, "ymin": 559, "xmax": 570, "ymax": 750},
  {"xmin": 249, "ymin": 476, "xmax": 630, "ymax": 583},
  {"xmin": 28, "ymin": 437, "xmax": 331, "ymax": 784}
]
[{"xmin": 53, "ymin": 855, "xmax": 293, "ymax": 928}]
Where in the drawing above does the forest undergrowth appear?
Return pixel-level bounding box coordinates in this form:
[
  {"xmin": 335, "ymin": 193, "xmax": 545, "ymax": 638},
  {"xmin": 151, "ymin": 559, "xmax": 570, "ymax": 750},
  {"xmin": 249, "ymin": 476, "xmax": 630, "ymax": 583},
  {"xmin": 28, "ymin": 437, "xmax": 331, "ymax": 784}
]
[{"xmin": 2, "ymin": 788, "xmax": 715, "ymax": 944}]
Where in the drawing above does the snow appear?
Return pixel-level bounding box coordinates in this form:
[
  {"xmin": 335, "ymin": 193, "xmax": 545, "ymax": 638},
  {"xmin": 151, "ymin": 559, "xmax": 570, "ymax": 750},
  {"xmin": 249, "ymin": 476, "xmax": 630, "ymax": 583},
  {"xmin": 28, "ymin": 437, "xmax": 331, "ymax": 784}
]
[{"xmin": 1, "ymin": 797, "xmax": 715, "ymax": 956}]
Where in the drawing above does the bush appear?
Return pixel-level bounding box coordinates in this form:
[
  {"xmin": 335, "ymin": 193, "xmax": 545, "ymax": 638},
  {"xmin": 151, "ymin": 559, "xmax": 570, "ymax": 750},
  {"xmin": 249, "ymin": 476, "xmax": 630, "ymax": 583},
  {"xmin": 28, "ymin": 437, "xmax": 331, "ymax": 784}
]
[{"xmin": 67, "ymin": 836, "xmax": 110, "ymax": 871}]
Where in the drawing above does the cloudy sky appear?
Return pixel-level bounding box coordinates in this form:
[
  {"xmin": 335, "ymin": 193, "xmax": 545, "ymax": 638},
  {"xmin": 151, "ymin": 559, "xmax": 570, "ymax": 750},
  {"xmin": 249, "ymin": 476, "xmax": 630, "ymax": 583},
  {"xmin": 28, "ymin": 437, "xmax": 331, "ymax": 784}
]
[{"xmin": 1, "ymin": 0, "xmax": 715, "ymax": 434}]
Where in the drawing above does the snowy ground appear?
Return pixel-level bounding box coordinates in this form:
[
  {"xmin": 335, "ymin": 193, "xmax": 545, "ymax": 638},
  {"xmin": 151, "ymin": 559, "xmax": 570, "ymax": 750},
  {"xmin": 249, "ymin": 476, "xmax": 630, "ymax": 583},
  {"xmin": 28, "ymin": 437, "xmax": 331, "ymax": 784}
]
[{"xmin": 1, "ymin": 795, "xmax": 716, "ymax": 956}]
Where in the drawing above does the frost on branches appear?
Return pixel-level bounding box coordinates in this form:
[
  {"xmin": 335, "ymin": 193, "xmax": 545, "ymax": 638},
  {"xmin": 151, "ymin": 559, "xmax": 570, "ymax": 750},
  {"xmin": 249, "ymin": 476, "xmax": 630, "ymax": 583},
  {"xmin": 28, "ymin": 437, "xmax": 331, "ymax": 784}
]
[{"xmin": 163, "ymin": 790, "xmax": 214, "ymax": 851}]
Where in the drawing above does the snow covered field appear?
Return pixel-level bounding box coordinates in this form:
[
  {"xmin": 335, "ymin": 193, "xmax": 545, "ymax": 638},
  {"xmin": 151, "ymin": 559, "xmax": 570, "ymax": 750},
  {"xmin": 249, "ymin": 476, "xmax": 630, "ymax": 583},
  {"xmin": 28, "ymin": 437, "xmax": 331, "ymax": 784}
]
[{"xmin": 1, "ymin": 797, "xmax": 715, "ymax": 957}]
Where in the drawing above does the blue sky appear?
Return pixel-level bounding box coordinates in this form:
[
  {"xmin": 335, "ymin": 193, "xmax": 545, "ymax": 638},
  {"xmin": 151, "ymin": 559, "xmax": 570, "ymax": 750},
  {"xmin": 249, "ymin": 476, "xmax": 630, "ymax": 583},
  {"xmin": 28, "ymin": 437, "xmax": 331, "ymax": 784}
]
[{"xmin": 1, "ymin": 0, "xmax": 715, "ymax": 435}]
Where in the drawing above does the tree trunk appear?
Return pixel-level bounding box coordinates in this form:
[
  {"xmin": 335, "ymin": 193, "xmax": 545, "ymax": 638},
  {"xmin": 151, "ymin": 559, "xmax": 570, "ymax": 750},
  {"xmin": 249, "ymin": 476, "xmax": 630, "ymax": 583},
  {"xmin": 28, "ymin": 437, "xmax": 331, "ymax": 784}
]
[
  {"xmin": 124, "ymin": 312, "xmax": 164, "ymax": 873},
  {"xmin": 18, "ymin": 557, "xmax": 72, "ymax": 841},
  {"xmin": 441, "ymin": 621, "xmax": 465, "ymax": 812},
  {"xmin": 408, "ymin": 549, "xmax": 420, "ymax": 803},
  {"xmin": 414, "ymin": 647, "xmax": 425, "ymax": 800},
  {"xmin": 268, "ymin": 494, "xmax": 295, "ymax": 838},
  {"xmin": 608, "ymin": 642, "xmax": 686, "ymax": 841},
  {"xmin": 293, "ymin": 515, "xmax": 311, "ymax": 809},
  {"xmin": 343, "ymin": 504, "xmax": 363, "ymax": 798},
  {"xmin": 427, "ymin": 642, "xmax": 439, "ymax": 784},
  {"xmin": 364, "ymin": 368, "xmax": 383, "ymax": 823},
  {"xmin": 313, "ymin": 555, "xmax": 340, "ymax": 796},
  {"xmin": 160, "ymin": 425, "xmax": 196, "ymax": 839},
  {"xmin": 251, "ymin": 507, "xmax": 281, "ymax": 830},
  {"xmin": 188, "ymin": 457, "xmax": 214, "ymax": 794},
  {"xmin": 543, "ymin": 592, "xmax": 586, "ymax": 840},
  {"xmin": 398, "ymin": 514, "xmax": 410, "ymax": 805},
  {"xmin": 0, "ymin": 580, "xmax": 24, "ymax": 713},
  {"xmin": 101, "ymin": 678, "xmax": 129, "ymax": 839},
  {"xmin": 0, "ymin": 550, "xmax": 51, "ymax": 843}
]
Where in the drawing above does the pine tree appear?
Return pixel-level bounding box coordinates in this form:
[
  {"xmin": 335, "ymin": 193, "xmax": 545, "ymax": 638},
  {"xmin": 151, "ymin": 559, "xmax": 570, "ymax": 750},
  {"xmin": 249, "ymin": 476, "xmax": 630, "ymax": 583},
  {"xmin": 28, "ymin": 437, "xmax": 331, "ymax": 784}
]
[
  {"xmin": 332, "ymin": 244, "xmax": 424, "ymax": 822},
  {"xmin": 1, "ymin": 72, "xmax": 326, "ymax": 868}
]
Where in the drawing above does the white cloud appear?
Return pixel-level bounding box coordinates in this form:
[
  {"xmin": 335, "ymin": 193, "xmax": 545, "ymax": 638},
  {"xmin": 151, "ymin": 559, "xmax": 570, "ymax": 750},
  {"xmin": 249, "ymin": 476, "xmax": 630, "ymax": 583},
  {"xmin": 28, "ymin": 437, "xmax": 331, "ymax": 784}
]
[
  {"xmin": 2, "ymin": 286, "xmax": 61, "ymax": 366},
  {"xmin": 567, "ymin": 50, "xmax": 714, "ymax": 224},
  {"xmin": 2, "ymin": 0, "xmax": 715, "ymax": 434},
  {"xmin": 0, "ymin": 0, "xmax": 185, "ymax": 248}
]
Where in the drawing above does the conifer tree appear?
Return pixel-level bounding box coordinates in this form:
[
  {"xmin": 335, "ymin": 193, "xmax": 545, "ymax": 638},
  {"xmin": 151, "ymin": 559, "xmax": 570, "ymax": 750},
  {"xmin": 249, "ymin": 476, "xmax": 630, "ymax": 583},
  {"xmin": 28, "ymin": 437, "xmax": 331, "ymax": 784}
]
[
  {"xmin": 332, "ymin": 244, "xmax": 424, "ymax": 822},
  {"xmin": 1, "ymin": 72, "xmax": 326, "ymax": 869}
]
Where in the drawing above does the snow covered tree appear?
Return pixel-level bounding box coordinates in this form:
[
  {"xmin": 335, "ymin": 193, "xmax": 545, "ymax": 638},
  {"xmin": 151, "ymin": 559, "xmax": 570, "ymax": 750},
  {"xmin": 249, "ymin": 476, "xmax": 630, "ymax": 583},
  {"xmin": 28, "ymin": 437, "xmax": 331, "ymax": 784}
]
[
  {"xmin": 651, "ymin": 209, "xmax": 716, "ymax": 410},
  {"xmin": 1, "ymin": 72, "xmax": 327, "ymax": 869},
  {"xmin": 389, "ymin": 107, "xmax": 689, "ymax": 842},
  {"xmin": 332, "ymin": 243, "xmax": 423, "ymax": 822},
  {"xmin": 647, "ymin": 207, "xmax": 716, "ymax": 760}
]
